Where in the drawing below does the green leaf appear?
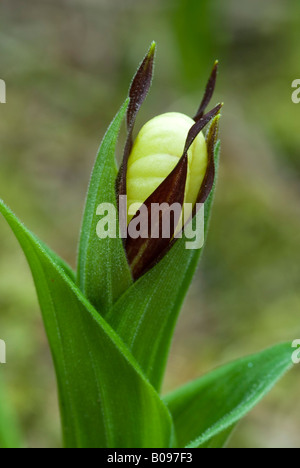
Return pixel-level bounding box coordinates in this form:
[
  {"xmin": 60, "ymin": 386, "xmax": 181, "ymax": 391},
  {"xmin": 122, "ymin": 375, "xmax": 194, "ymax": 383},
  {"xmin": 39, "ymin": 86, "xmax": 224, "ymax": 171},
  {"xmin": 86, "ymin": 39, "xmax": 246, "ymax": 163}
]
[
  {"xmin": 77, "ymin": 100, "xmax": 133, "ymax": 314},
  {"xmin": 106, "ymin": 143, "xmax": 221, "ymax": 391},
  {"xmin": 0, "ymin": 199, "xmax": 173, "ymax": 448},
  {"xmin": 0, "ymin": 376, "xmax": 23, "ymax": 448},
  {"xmin": 164, "ymin": 343, "xmax": 294, "ymax": 448},
  {"xmin": 197, "ymin": 425, "xmax": 235, "ymax": 448},
  {"xmin": 34, "ymin": 235, "xmax": 76, "ymax": 282}
]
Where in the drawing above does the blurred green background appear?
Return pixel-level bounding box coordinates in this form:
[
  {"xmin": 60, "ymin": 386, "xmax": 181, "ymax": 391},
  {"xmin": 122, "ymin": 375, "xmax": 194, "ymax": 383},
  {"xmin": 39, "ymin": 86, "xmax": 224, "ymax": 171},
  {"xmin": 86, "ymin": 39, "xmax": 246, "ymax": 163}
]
[{"xmin": 0, "ymin": 0, "xmax": 299, "ymax": 448}]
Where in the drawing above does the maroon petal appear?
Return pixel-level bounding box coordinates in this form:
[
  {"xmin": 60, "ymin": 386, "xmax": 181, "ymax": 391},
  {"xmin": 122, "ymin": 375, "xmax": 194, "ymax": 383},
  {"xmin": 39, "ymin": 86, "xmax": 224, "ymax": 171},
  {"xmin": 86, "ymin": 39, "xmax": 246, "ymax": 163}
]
[
  {"xmin": 117, "ymin": 42, "xmax": 156, "ymax": 200},
  {"xmin": 193, "ymin": 61, "xmax": 219, "ymax": 122},
  {"xmin": 126, "ymin": 154, "xmax": 187, "ymax": 280},
  {"xmin": 194, "ymin": 113, "xmax": 221, "ymax": 209},
  {"xmin": 185, "ymin": 103, "xmax": 222, "ymax": 154}
]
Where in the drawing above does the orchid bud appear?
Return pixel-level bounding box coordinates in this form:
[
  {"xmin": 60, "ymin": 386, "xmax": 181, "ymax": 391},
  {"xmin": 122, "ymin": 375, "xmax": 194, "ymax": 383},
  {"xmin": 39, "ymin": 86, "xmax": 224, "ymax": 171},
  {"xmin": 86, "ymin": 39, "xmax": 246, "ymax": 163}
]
[{"xmin": 117, "ymin": 44, "xmax": 222, "ymax": 280}]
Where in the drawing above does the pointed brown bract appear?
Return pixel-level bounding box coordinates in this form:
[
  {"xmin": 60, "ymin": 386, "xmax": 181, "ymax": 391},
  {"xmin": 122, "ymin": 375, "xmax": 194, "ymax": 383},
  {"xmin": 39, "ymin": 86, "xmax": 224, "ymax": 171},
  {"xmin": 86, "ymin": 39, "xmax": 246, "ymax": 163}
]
[
  {"xmin": 126, "ymin": 154, "xmax": 187, "ymax": 280},
  {"xmin": 194, "ymin": 112, "xmax": 221, "ymax": 210},
  {"xmin": 185, "ymin": 103, "xmax": 222, "ymax": 154},
  {"xmin": 127, "ymin": 42, "xmax": 156, "ymax": 133},
  {"xmin": 117, "ymin": 43, "xmax": 156, "ymax": 201},
  {"xmin": 193, "ymin": 61, "xmax": 219, "ymax": 122}
]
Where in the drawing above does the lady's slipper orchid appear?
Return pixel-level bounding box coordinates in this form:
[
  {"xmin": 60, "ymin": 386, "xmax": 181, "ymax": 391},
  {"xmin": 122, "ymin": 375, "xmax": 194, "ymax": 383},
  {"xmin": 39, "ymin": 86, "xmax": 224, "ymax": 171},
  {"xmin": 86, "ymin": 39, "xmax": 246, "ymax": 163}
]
[{"xmin": 117, "ymin": 43, "xmax": 222, "ymax": 280}]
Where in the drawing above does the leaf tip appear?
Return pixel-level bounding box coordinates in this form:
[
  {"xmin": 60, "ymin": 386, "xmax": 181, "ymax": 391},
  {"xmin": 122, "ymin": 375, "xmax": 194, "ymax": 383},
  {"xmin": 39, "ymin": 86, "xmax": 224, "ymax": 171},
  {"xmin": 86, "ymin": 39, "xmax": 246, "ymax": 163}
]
[{"xmin": 149, "ymin": 41, "xmax": 157, "ymax": 57}]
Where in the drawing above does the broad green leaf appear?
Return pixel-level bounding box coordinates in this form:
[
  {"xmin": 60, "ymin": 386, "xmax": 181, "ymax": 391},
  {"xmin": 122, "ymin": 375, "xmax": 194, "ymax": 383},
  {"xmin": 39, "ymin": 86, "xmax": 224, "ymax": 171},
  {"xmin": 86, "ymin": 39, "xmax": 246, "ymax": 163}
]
[
  {"xmin": 77, "ymin": 100, "xmax": 133, "ymax": 314},
  {"xmin": 0, "ymin": 200, "xmax": 173, "ymax": 448},
  {"xmin": 34, "ymin": 235, "xmax": 75, "ymax": 283},
  {"xmin": 0, "ymin": 376, "xmax": 22, "ymax": 448},
  {"xmin": 164, "ymin": 343, "xmax": 294, "ymax": 448},
  {"xmin": 106, "ymin": 143, "xmax": 221, "ymax": 391}
]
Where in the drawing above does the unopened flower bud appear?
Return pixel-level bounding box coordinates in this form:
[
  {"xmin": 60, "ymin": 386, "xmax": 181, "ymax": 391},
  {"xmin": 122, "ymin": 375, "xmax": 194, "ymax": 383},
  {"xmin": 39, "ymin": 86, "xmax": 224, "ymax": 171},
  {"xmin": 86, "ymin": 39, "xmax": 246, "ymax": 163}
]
[{"xmin": 116, "ymin": 44, "xmax": 222, "ymax": 280}]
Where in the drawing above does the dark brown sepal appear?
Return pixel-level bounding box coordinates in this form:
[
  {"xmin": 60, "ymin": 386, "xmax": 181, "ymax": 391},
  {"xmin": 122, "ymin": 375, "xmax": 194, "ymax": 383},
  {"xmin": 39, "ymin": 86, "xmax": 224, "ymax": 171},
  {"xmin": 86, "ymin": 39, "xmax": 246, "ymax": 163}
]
[
  {"xmin": 126, "ymin": 154, "xmax": 188, "ymax": 280},
  {"xmin": 149, "ymin": 106, "xmax": 222, "ymax": 270},
  {"xmin": 193, "ymin": 113, "xmax": 220, "ymax": 215},
  {"xmin": 193, "ymin": 61, "xmax": 219, "ymax": 122},
  {"xmin": 117, "ymin": 43, "xmax": 156, "ymax": 201},
  {"xmin": 185, "ymin": 103, "xmax": 222, "ymax": 155}
]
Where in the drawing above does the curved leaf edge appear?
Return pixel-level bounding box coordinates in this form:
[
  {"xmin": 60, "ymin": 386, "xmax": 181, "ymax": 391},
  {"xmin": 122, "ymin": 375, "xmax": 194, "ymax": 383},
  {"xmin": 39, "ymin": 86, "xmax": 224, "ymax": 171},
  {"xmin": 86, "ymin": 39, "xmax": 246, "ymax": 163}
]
[{"xmin": 164, "ymin": 342, "xmax": 294, "ymax": 448}]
